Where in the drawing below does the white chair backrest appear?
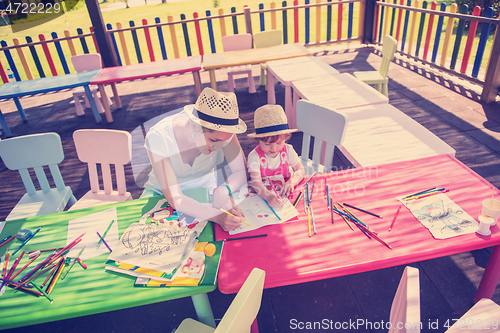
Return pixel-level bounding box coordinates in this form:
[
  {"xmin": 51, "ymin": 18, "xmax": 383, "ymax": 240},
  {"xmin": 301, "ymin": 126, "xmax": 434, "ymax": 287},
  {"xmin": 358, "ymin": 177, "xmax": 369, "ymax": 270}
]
[
  {"xmin": 0, "ymin": 132, "xmax": 66, "ymax": 194},
  {"xmin": 389, "ymin": 266, "xmax": 421, "ymax": 333},
  {"xmin": 73, "ymin": 129, "xmax": 132, "ymax": 195},
  {"xmin": 296, "ymin": 100, "xmax": 349, "ymax": 173},
  {"xmin": 253, "ymin": 30, "xmax": 282, "ymax": 48},
  {"xmin": 380, "ymin": 35, "xmax": 398, "ymax": 78},
  {"xmin": 222, "ymin": 34, "xmax": 253, "ymax": 52},
  {"xmin": 71, "ymin": 53, "xmax": 102, "ymax": 72},
  {"xmin": 215, "ymin": 268, "xmax": 266, "ymax": 332},
  {"xmin": 444, "ymin": 298, "xmax": 500, "ymax": 333}
]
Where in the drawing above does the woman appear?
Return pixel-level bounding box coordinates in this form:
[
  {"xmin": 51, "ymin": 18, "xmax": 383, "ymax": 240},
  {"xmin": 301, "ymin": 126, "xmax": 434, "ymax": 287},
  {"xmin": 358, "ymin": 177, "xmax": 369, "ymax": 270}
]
[{"xmin": 142, "ymin": 88, "xmax": 247, "ymax": 231}]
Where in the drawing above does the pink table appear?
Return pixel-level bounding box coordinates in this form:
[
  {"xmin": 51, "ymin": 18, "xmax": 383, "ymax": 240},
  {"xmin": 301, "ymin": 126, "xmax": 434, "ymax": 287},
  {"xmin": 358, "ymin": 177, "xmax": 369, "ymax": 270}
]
[
  {"xmin": 91, "ymin": 56, "xmax": 202, "ymax": 122},
  {"xmin": 215, "ymin": 154, "xmax": 500, "ymax": 304},
  {"xmin": 267, "ymin": 56, "xmax": 339, "ymax": 124}
]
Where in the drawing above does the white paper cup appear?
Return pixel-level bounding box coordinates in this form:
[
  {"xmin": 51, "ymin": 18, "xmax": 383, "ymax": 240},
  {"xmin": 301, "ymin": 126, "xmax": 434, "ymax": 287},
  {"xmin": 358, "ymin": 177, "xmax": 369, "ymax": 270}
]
[{"xmin": 482, "ymin": 198, "xmax": 500, "ymax": 224}]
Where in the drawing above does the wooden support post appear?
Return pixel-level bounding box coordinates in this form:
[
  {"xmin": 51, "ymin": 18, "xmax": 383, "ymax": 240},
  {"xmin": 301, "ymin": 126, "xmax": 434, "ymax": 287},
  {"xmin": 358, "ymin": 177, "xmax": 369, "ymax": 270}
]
[{"xmin": 481, "ymin": 28, "xmax": 500, "ymax": 103}]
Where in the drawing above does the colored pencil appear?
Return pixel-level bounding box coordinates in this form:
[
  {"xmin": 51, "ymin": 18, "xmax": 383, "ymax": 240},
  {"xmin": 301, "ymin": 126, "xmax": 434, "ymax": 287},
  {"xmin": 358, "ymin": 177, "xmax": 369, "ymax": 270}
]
[
  {"xmin": 13, "ymin": 226, "xmax": 42, "ymax": 255},
  {"xmin": 20, "ymin": 251, "xmax": 55, "ymax": 282},
  {"xmin": 388, "ymin": 205, "xmax": 402, "ymax": 232},
  {"xmin": 298, "ymin": 171, "xmax": 317, "ymax": 191},
  {"xmin": 61, "ymin": 246, "xmax": 85, "ymax": 280},
  {"xmin": 263, "ymin": 199, "xmax": 281, "ymax": 221},
  {"xmin": 306, "ymin": 184, "xmax": 310, "ymax": 206},
  {"xmin": 97, "ymin": 220, "xmax": 114, "ymax": 248},
  {"xmin": 307, "ymin": 206, "xmax": 312, "ymax": 237},
  {"xmin": 10, "ymin": 253, "xmax": 39, "ymax": 280},
  {"xmin": 13, "ymin": 262, "xmax": 58, "ymax": 290},
  {"xmin": 97, "ymin": 231, "xmax": 112, "ymax": 252},
  {"xmin": 224, "ymin": 234, "xmax": 267, "ymax": 241},
  {"xmin": 28, "ymin": 247, "xmax": 63, "ymax": 254},
  {"xmin": 77, "ymin": 258, "xmax": 87, "ymax": 269},
  {"xmin": 330, "ymin": 198, "xmax": 334, "ymax": 224},
  {"xmin": 327, "ymin": 185, "xmax": 330, "ymax": 209},
  {"xmin": 358, "ymin": 223, "xmax": 393, "ymax": 249},
  {"xmin": 220, "ymin": 209, "xmax": 250, "ymax": 226},
  {"xmin": 311, "ymin": 206, "xmax": 317, "ymax": 234},
  {"xmin": 343, "ymin": 203, "xmax": 382, "ymax": 218},
  {"xmin": 6, "ymin": 251, "xmax": 23, "ymax": 280},
  {"xmin": 339, "ymin": 203, "xmax": 377, "ymax": 235},
  {"xmin": 41, "ymin": 262, "xmax": 59, "ymax": 287},
  {"xmin": 402, "ymin": 187, "xmax": 436, "ymax": 199},
  {"xmin": 270, "ymin": 180, "xmax": 280, "ymax": 199},
  {"xmin": 310, "ymin": 180, "xmax": 316, "ymax": 201},
  {"xmin": 0, "ymin": 249, "xmax": 9, "ymax": 291},
  {"xmin": 405, "ymin": 188, "xmax": 447, "ymax": 201},
  {"xmin": 46, "ymin": 257, "xmax": 65, "ymax": 295},
  {"xmin": 293, "ymin": 191, "xmax": 303, "ymax": 207},
  {"xmin": 334, "ymin": 204, "xmax": 354, "ymax": 230},
  {"xmin": 303, "ymin": 190, "xmax": 306, "ymax": 213},
  {"xmin": 0, "ymin": 235, "xmax": 15, "ymax": 248},
  {"xmin": 31, "ymin": 281, "xmax": 53, "ymax": 303}
]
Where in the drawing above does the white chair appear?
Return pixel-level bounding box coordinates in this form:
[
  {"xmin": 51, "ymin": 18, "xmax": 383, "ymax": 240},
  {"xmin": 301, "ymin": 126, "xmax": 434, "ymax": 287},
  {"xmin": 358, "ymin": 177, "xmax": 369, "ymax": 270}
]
[
  {"xmin": 253, "ymin": 30, "xmax": 282, "ymax": 88},
  {"xmin": 0, "ymin": 132, "xmax": 76, "ymax": 221},
  {"xmin": 444, "ymin": 298, "xmax": 500, "ymax": 333},
  {"xmin": 296, "ymin": 100, "xmax": 349, "ymax": 174},
  {"xmin": 353, "ymin": 35, "xmax": 398, "ymax": 97},
  {"xmin": 175, "ymin": 268, "xmax": 266, "ymax": 333},
  {"xmin": 71, "ymin": 53, "xmax": 110, "ymax": 116},
  {"xmin": 222, "ymin": 34, "xmax": 256, "ymax": 93},
  {"xmin": 69, "ymin": 129, "xmax": 133, "ymax": 210},
  {"xmin": 389, "ymin": 266, "xmax": 420, "ymax": 333}
]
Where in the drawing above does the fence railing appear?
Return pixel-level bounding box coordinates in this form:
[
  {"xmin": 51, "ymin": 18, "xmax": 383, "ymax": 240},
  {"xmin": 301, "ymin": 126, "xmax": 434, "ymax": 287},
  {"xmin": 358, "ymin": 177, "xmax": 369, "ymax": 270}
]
[
  {"xmin": 0, "ymin": 0, "xmax": 499, "ymax": 101},
  {"xmin": 373, "ymin": 0, "xmax": 499, "ymax": 86}
]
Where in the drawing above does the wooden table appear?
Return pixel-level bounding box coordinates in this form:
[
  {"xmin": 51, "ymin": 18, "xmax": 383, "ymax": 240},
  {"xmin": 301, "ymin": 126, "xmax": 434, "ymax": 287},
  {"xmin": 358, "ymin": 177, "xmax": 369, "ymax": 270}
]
[
  {"xmin": 91, "ymin": 56, "xmax": 203, "ymax": 123},
  {"xmin": 291, "ymin": 73, "xmax": 388, "ymax": 128},
  {"xmin": 0, "ymin": 69, "xmax": 102, "ymax": 137},
  {"xmin": 338, "ymin": 103, "xmax": 456, "ymax": 167},
  {"xmin": 266, "ymin": 56, "xmax": 339, "ymax": 126},
  {"xmin": 215, "ymin": 155, "xmax": 500, "ymax": 304},
  {"xmin": 0, "ymin": 195, "xmax": 216, "ymax": 330},
  {"xmin": 202, "ymin": 43, "xmax": 311, "ymax": 91}
]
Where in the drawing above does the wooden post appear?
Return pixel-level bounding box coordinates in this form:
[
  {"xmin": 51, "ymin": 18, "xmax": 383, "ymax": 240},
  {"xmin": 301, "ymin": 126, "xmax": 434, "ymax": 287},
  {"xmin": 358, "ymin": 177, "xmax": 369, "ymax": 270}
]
[
  {"xmin": 363, "ymin": 0, "xmax": 375, "ymax": 43},
  {"xmin": 244, "ymin": 6, "xmax": 253, "ymax": 35},
  {"xmin": 481, "ymin": 28, "xmax": 500, "ymax": 102},
  {"xmin": 85, "ymin": 0, "xmax": 117, "ymax": 67}
]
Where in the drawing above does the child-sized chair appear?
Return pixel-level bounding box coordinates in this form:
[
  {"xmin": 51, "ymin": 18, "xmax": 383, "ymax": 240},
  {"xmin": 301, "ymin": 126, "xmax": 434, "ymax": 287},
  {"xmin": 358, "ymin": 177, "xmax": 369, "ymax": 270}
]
[
  {"xmin": 222, "ymin": 34, "xmax": 256, "ymax": 93},
  {"xmin": 296, "ymin": 100, "xmax": 348, "ymax": 174},
  {"xmin": 71, "ymin": 53, "xmax": 111, "ymax": 116},
  {"xmin": 69, "ymin": 129, "xmax": 133, "ymax": 210},
  {"xmin": 389, "ymin": 266, "xmax": 420, "ymax": 333},
  {"xmin": 353, "ymin": 35, "xmax": 398, "ymax": 97},
  {"xmin": 444, "ymin": 298, "xmax": 500, "ymax": 333},
  {"xmin": 0, "ymin": 132, "xmax": 77, "ymax": 221},
  {"xmin": 253, "ymin": 30, "xmax": 282, "ymax": 88},
  {"xmin": 175, "ymin": 268, "xmax": 266, "ymax": 333}
]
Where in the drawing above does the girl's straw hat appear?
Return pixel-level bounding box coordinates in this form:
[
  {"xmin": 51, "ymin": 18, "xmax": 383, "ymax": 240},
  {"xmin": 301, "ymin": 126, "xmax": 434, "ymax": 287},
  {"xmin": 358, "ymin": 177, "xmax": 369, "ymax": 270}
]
[
  {"xmin": 185, "ymin": 87, "xmax": 247, "ymax": 134},
  {"xmin": 248, "ymin": 104, "xmax": 298, "ymax": 138}
]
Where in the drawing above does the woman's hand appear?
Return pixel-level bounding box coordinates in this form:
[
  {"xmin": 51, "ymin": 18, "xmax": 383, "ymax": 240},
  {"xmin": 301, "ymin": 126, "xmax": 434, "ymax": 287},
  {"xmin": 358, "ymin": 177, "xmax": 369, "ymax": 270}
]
[{"xmin": 216, "ymin": 210, "xmax": 243, "ymax": 231}]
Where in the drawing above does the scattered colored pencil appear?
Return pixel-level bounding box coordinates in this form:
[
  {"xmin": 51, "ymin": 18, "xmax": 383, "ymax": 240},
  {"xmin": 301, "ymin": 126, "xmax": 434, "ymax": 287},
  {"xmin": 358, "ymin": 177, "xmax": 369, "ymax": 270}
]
[
  {"xmin": 97, "ymin": 220, "xmax": 115, "ymax": 248},
  {"xmin": 224, "ymin": 234, "xmax": 268, "ymax": 242},
  {"xmin": 330, "ymin": 198, "xmax": 334, "ymax": 224},
  {"xmin": 334, "ymin": 204, "xmax": 354, "ymax": 230},
  {"xmin": 77, "ymin": 258, "xmax": 87, "ymax": 269},
  {"xmin": 97, "ymin": 231, "xmax": 112, "ymax": 252},
  {"xmin": 307, "ymin": 206, "xmax": 312, "ymax": 237},
  {"xmin": 327, "ymin": 185, "xmax": 330, "ymax": 209},
  {"xmin": 0, "ymin": 249, "xmax": 9, "ymax": 291},
  {"xmin": 13, "ymin": 226, "xmax": 42, "ymax": 255},
  {"xmin": 303, "ymin": 190, "xmax": 306, "ymax": 213},
  {"xmin": 388, "ymin": 205, "xmax": 402, "ymax": 232},
  {"xmin": 311, "ymin": 206, "xmax": 316, "ymax": 234},
  {"xmin": 220, "ymin": 209, "xmax": 250, "ymax": 226},
  {"xmin": 405, "ymin": 188, "xmax": 447, "ymax": 201},
  {"xmin": 270, "ymin": 180, "xmax": 280, "ymax": 200},
  {"xmin": 293, "ymin": 191, "xmax": 303, "ymax": 207},
  {"xmin": 339, "ymin": 203, "xmax": 377, "ymax": 235},
  {"xmin": 31, "ymin": 281, "xmax": 53, "ymax": 303},
  {"xmin": 306, "ymin": 184, "xmax": 310, "ymax": 206},
  {"xmin": 343, "ymin": 203, "xmax": 382, "ymax": 218},
  {"xmin": 402, "ymin": 187, "xmax": 436, "ymax": 199},
  {"xmin": 310, "ymin": 180, "xmax": 316, "ymax": 201},
  {"xmin": 299, "ymin": 171, "xmax": 317, "ymax": 190},
  {"xmin": 46, "ymin": 257, "xmax": 65, "ymax": 295},
  {"xmin": 10, "ymin": 253, "xmax": 39, "ymax": 280},
  {"xmin": 0, "ymin": 235, "xmax": 15, "ymax": 248},
  {"xmin": 61, "ymin": 246, "xmax": 85, "ymax": 280}
]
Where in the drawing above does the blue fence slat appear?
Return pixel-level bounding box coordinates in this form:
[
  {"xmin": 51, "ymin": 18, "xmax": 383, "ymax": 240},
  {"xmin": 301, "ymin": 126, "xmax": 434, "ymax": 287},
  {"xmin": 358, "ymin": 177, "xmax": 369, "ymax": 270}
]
[
  {"xmin": 326, "ymin": 0, "xmax": 333, "ymax": 41},
  {"xmin": 431, "ymin": 2, "xmax": 447, "ymax": 63},
  {"xmin": 282, "ymin": 1, "xmax": 288, "ymax": 44},
  {"xmin": 26, "ymin": 36, "xmax": 45, "ymax": 78},
  {"xmin": 76, "ymin": 28, "xmax": 89, "ymax": 54},
  {"xmin": 155, "ymin": 17, "xmax": 168, "ymax": 60},
  {"xmin": 51, "ymin": 32, "xmax": 70, "ymax": 74},
  {"xmin": 348, "ymin": 2, "xmax": 354, "ymax": 38},
  {"xmin": 206, "ymin": 10, "xmax": 216, "ymax": 54},
  {"xmin": 1, "ymin": 40, "xmax": 21, "ymax": 81},
  {"xmin": 305, "ymin": 0, "xmax": 310, "ymax": 44},
  {"xmin": 378, "ymin": 0, "xmax": 385, "ymax": 43},
  {"xmin": 259, "ymin": 3, "xmax": 265, "ymax": 31},
  {"xmin": 472, "ymin": 7, "xmax": 494, "ymax": 78},
  {"xmin": 106, "ymin": 23, "xmax": 122, "ymax": 66},
  {"xmin": 401, "ymin": 0, "xmax": 411, "ymax": 51}
]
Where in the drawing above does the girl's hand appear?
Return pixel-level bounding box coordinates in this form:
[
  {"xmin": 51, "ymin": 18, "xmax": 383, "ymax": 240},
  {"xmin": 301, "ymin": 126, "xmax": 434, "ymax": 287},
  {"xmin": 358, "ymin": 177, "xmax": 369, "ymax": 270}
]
[
  {"xmin": 266, "ymin": 193, "xmax": 284, "ymax": 207},
  {"xmin": 280, "ymin": 180, "xmax": 294, "ymax": 198}
]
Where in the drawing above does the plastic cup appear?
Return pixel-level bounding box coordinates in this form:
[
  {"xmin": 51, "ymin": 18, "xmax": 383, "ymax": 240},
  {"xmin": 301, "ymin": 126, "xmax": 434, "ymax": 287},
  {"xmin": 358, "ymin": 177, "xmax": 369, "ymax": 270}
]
[{"xmin": 481, "ymin": 198, "xmax": 500, "ymax": 224}]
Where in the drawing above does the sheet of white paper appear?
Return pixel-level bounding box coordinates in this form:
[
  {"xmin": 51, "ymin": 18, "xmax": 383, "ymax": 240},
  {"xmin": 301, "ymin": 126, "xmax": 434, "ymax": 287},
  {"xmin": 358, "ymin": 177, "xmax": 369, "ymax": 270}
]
[
  {"xmin": 398, "ymin": 193, "xmax": 478, "ymax": 239},
  {"xmin": 0, "ymin": 221, "xmax": 5, "ymax": 235},
  {"xmin": 229, "ymin": 193, "xmax": 299, "ymax": 235},
  {"xmin": 66, "ymin": 208, "xmax": 119, "ymax": 260}
]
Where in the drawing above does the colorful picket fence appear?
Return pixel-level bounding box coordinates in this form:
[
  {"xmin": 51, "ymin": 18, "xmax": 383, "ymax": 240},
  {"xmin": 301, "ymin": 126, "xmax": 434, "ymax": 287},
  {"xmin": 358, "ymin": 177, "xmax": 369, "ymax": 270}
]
[
  {"xmin": 0, "ymin": 0, "xmax": 363, "ymax": 83},
  {"xmin": 374, "ymin": 0, "xmax": 498, "ymax": 81}
]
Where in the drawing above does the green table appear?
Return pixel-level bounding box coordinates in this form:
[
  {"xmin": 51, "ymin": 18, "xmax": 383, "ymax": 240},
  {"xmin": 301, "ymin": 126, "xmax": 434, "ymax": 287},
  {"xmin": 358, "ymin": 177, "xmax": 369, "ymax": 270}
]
[{"xmin": 0, "ymin": 195, "xmax": 216, "ymax": 330}]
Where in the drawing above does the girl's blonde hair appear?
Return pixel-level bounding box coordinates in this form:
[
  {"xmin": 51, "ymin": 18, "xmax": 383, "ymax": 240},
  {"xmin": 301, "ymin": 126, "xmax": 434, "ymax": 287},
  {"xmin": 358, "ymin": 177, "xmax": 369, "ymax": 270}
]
[{"xmin": 256, "ymin": 133, "xmax": 292, "ymax": 143}]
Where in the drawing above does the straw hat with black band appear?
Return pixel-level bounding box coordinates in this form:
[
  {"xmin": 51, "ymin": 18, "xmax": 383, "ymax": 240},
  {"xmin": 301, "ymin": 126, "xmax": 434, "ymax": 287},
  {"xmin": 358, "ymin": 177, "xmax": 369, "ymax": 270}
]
[
  {"xmin": 185, "ymin": 87, "xmax": 247, "ymax": 134},
  {"xmin": 248, "ymin": 104, "xmax": 298, "ymax": 138}
]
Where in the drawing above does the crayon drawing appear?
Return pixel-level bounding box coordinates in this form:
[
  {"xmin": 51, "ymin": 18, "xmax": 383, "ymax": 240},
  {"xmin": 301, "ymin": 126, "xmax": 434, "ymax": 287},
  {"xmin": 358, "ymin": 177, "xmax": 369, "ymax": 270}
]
[{"xmin": 399, "ymin": 193, "xmax": 478, "ymax": 239}]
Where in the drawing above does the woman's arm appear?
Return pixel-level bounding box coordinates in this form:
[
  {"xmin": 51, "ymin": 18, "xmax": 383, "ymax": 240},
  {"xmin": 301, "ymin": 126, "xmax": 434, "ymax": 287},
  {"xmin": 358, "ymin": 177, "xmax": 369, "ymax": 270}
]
[
  {"xmin": 219, "ymin": 134, "xmax": 248, "ymax": 194},
  {"xmin": 147, "ymin": 150, "xmax": 242, "ymax": 231}
]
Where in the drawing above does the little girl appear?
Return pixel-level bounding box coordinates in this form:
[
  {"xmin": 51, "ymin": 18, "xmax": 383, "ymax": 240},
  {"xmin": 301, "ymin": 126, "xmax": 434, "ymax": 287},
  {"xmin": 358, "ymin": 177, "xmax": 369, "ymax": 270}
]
[{"xmin": 247, "ymin": 104, "xmax": 305, "ymax": 207}]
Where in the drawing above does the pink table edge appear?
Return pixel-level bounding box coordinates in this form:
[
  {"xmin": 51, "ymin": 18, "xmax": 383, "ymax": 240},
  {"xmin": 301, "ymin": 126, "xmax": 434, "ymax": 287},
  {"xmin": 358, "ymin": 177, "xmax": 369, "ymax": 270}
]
[{"xmin": 215, "ymin": 154, "xmax": 500, "ymax": 304}]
